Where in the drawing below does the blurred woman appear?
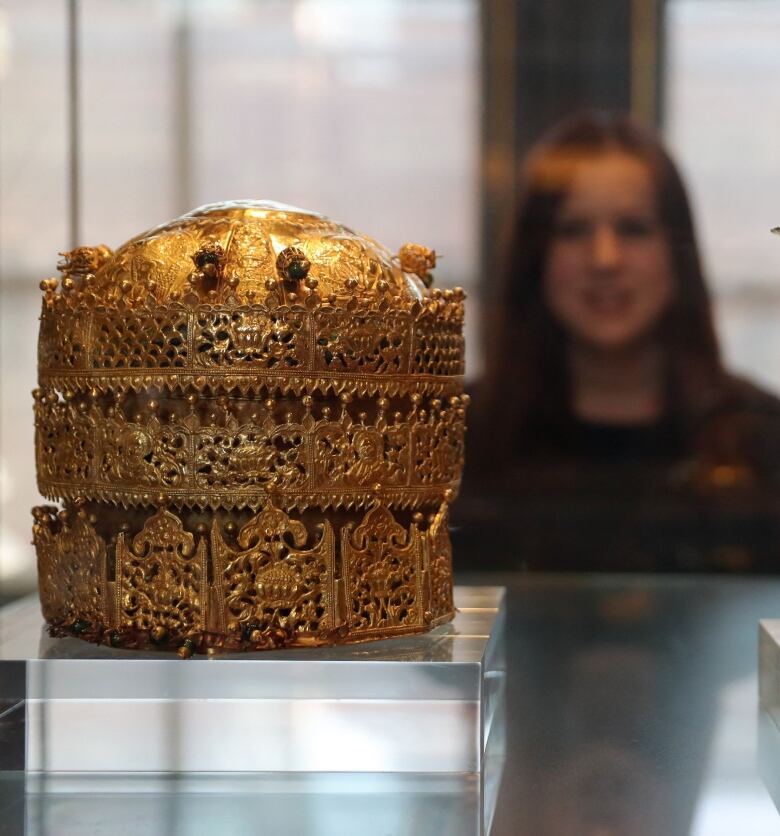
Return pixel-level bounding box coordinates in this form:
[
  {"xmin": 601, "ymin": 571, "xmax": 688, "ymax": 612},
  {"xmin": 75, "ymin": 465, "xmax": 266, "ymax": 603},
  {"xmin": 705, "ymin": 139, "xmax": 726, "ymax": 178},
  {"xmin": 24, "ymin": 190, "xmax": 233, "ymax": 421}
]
[{"xmin": 455, "ymin": 111, "xmax": 780, "ymax": 572}]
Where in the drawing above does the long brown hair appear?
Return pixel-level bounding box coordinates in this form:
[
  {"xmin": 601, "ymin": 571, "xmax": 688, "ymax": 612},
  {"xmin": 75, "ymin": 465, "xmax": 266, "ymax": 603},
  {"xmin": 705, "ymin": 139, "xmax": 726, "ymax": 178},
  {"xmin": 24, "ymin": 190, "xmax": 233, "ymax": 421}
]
[{"xmin": 476, "ymin": 111, "xmax": 726, "ymax": 464}]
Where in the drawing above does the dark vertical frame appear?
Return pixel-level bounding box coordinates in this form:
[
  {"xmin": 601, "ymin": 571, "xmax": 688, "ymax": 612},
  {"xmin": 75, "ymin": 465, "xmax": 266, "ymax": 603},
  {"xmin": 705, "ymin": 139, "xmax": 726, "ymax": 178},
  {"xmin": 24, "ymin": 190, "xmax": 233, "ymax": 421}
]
[{"xmin": 479, "ymin": 0, "xmax": 666, "ymax": 312}]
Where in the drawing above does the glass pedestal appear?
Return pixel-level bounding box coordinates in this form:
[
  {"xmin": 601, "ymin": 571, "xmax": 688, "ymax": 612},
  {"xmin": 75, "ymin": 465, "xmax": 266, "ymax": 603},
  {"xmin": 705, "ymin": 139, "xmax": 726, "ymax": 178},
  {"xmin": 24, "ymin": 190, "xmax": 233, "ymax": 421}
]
[
  {"xmin": 0, "ymin": 587, "xmax": 505, "ymax": 835},
  {"xmin": 759, "ymin": 619, "xmax": 780, "ymax": 812}
]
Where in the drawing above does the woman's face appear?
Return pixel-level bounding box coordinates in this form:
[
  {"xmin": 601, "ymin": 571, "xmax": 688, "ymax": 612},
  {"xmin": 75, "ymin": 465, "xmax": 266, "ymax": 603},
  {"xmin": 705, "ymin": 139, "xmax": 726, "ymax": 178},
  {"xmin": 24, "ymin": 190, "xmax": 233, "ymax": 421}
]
[{"xmin": 543, "ymin": 151, "xmax": 675, "ymax": 352}]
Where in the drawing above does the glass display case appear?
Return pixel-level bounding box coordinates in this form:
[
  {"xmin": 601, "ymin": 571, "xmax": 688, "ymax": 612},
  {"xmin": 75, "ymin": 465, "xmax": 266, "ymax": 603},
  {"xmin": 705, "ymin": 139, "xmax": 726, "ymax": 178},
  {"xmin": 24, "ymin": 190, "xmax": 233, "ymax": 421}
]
[
  {"xmin": 4, "ymin": 3, "xmax": 780, "ymax": 834},
  {"xmin": 3, "ymin": 574, "xmax": 780, "ymax": 834}
]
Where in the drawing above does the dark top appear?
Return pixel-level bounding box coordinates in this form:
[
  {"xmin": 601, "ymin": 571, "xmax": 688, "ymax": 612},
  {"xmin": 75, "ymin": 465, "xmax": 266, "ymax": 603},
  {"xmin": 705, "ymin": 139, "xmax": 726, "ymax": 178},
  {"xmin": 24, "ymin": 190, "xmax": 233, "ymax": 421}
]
[
  {"xmin": 451, "ymin": 375, "xmax": 780, "ymax": 573},
  {"xmin": 549, "ymin": 416, "xmax": 680, "ymax": 462}
]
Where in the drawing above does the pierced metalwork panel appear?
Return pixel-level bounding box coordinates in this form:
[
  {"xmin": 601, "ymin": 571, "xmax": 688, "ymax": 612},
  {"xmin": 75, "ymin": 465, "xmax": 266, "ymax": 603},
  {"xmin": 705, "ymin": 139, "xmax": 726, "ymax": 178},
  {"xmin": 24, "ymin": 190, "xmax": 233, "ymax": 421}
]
[
  {"xmin": 116, "ymin": 509, "xmax": 207, "ymax": 640},
  {"xmin": 33, "ymin": 509, "xmax": 106, "ymax": 626},
  {"xmin": 90, "ymin": 306, "xmax": 190, "ymax": 370},
  {"xmin": 212, "ymin": 507, "xmax": 338, "ymax": 646},
  {"xmin": 342, "ymin": 503, "xmax": 424, "ymax": 638},
  {"xmin": 195, "ymin": 307, "xmax": 308, "ymax": 369},
  {"xmin": 426, "ymin": 502, "xmax": 455, "ymax": 621},
  {"xmin": 33, "ymin": 202, "xmax": 462, "ymax": 654}
]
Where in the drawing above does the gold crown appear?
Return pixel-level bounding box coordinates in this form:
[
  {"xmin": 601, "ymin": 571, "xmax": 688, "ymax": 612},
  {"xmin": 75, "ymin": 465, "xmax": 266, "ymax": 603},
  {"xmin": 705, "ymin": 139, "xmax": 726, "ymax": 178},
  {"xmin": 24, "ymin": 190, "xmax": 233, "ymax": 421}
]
[{"xmin": 32, "ymin": 201, "xmax": 467, "ymax": 656}]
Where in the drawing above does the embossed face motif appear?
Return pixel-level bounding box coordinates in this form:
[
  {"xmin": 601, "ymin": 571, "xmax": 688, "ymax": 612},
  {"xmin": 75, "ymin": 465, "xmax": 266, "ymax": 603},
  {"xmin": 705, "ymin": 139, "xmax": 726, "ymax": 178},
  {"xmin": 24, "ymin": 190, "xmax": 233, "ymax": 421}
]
[
  {"xmin": 543, "ymin": 151, "xmax": 675, "ymax": 352},
  {"xmin": 119, "ymin": 427, "xmax": 152, "ymax": 461},
  {"xmin": 354, "ymin": 429, "xmax": 382, "ymax": 460}
]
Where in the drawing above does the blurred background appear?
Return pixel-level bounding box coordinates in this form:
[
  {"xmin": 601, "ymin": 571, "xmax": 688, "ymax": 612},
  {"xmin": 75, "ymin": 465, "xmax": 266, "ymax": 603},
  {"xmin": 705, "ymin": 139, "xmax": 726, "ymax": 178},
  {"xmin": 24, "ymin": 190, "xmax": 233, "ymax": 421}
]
[{"xmin": 2, "ymin": 0, "xmax": 780, "ymax": 597}]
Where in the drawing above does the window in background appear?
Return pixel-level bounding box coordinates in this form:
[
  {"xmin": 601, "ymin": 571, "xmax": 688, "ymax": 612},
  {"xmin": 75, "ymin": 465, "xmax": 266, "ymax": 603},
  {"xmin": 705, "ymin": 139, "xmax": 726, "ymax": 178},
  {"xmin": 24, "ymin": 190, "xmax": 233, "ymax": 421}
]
[
  {"xmin": 665, "ymin": 0, "xmax": 780, "ymax": 393},
  {"xmin": 0, "ymin": 0, "xmax": 479, "ymax": 595},
  {"xmin": 0, "ymin": 1, "xmax": 69, "ymax": 598}
]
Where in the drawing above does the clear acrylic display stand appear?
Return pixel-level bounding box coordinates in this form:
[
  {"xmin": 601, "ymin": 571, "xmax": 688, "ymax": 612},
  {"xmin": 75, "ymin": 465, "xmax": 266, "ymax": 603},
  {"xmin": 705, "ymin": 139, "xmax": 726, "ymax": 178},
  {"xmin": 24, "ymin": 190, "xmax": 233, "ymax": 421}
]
[
  {"xmin": 0, "ymin": 586, "xmax": 505, "ymax": 835},
  {"xmin": 758, "ymin": 619, "xmax": 780, "ymax": 810}
]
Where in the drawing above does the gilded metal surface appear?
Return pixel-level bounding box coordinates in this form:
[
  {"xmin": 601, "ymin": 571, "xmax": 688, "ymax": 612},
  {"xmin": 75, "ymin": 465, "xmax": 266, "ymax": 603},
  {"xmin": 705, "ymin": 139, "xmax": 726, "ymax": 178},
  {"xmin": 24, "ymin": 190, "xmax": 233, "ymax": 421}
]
[
  {"xmin": 427, "ymin": 500, "xmax": 456, "ymax": 621},
  {"xmin": 116, "ymin": 508, "xmax": 208, "ymax": 641},
  {"xmin": 34, "ymin": 387, "xmax": 466, "ymax": 510},
  {"xmin": 212, "ymin": 505, "xmax": 337, "ymax": 647},
  {"xmin": 33, "ymin": 505, "xmax": 106, "ymax": 626},
  {"xmin": 36, "ymin": 293, "xmax": 465, "ymax": 387},
  {"xmin": 33, "ymin": 200, "xmax": 466, "ymax": 653},
  {"xmin": 342, "ymin": 502, "xmax": 424, "ymax": 638},
  {"xmin": 398, "ymin": 242, "xmax": 437, "ymax": 288},
  {"xmin": 33, "ymin": 500, "xmax": 454, "ymax": 651}
]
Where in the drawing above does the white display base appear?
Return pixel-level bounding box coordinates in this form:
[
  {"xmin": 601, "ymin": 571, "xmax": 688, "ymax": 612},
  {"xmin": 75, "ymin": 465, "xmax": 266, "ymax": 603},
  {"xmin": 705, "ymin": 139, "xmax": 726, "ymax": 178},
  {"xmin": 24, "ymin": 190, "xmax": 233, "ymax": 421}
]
[{"xmin": 0, "ymin": 587, "xmax": 504, "ymax": 788}]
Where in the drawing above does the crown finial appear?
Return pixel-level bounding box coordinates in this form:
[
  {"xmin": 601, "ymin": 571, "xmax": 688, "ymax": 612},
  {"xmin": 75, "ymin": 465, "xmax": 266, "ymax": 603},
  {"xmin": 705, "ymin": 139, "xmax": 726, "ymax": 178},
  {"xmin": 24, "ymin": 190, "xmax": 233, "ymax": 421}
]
[
  {"xmin": 276, "ymin": 246, "xmax": 311, "ymax": 286},
  {"xmin": 398, "ymin": 243, "xmax": 437, "ymax": 288},
  {"xmin": 190, "ymin": 242, "xmax": 226, "ymax": 295},
  {"xmin": 57, "ymin": 245, "xmax": 113, "ymax": 278}
]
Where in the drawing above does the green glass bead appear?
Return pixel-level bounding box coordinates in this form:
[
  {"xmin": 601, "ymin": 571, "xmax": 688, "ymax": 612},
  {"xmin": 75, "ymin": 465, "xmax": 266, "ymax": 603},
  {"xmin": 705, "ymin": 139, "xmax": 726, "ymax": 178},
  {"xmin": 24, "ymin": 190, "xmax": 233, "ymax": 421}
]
[
  {"xmin": 242, "ymin": 623, "xmax": 260, "ymax": 642},
  {"xmin": 286, "ymin": 260, "xmax": 308, "ymax": 281}
]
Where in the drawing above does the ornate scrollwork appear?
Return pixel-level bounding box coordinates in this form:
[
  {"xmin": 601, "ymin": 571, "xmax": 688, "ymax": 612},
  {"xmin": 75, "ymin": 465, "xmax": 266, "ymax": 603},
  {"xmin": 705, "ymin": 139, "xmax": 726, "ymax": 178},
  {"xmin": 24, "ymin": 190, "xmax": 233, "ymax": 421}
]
[
  {"xmin": 194, "ymin": 418, "xmax": 308, "ymax": 493},
  {"xmin": 413, "ymin": 400, "xmax": 465, "ymax": 485},
  {"xmin": 36, "ymin": 387, "xmax": 466, "ymax": 509},
  {"xmin": 313, "ymin": 415, "xmax": 409, "ymax": 488},
  {"xmin": 212, "ymin": 504, "xmax": 337, "ymax": 645},
  {"xmin": 33, "ymin": 507, "xmax": 106, "ymax": 626},
  {"xmin": 195, "ymin": 306, "xmax": 308, "ymax": 368},
  {"xmin": 33, "ymin": 500, "xmax": 455, "ymax": 652},
  {"xmin": 426, "ymin": 501, "xmax": 455, "ymax": 621},
  {"xmin": 115, "ymin": 508, "xmax": 207, "ymax": 640},
  {"xmin": 39, "ymin": 296, "xmax": 463, "ymax": 383},
  {"xmin": 96, "ymin": 414, "xmax": 186, "ymax": 487},
  {"xmin": 342, "ymin": 502, "xmax": 424, "ymax": 636},
  {"xmin": 313, "ymin": 306, "xmax": 411, "ymax": 374}
]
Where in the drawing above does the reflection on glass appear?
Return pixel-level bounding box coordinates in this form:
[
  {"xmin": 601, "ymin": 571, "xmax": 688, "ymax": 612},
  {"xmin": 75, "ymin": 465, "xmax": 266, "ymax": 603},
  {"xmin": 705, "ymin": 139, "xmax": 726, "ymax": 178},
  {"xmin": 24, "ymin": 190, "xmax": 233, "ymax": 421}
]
[
  {"xmin": 457, "ymin": 111, "xmax": 780, "ymax": 573},
  {"xmin": 666, "ymin": 0, "xmax": 780, "ymax": 394},
  {"xmin": 0, "ymin": 0, "xmax": 478, "ymax": 595}
]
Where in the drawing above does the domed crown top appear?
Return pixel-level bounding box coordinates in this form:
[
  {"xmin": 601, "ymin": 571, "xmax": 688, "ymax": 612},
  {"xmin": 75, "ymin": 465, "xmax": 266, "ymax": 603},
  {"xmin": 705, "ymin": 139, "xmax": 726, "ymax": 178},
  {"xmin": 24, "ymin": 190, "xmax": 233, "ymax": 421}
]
[{"xmin": 68, "ymin": 201, "xmax": 432, "ymax": 306}]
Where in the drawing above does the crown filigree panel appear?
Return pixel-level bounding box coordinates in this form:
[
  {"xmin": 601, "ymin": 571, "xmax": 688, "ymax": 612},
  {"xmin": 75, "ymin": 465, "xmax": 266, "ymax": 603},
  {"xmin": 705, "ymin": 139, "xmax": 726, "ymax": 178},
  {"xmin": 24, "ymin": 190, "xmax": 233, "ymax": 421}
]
[
  {"xmin": 412, "ymin": 400, "xmax": 466, "ymax": 485},
  {"xmin": 34, "ymin": 397, "xmax": 93, "ymax": 483},
  {"xmin": 194, "ymin": 420, "xmax": 308, "ymax": 493},
  {"xmin": 38, "ymin": 306, "xmax": 91, "ymax": 370},
  {"xmin": 38, "ymin": 297, "xmax": 463, "ymax": 387},
  {"xmin": 35, "ymin": 388, "xmax": 466, "ymax": 509},
  {"xmin": 91, "ymin": 307, "xmax": 190, "ymax": 369},
  {"xmin": 195, "ymin": 307, "xmax": 307, "ymax": 368},
  {"xmin": 212, "ymin": 506, "xmax": 337, "ymax": 646},
  {"xmin": 115, "ymin": 508, "xmax": 208, "ymax": 639},
  {"xmin": 342, "ymin": 503, "xmax": 424, "ymax": 637},
  {"xmin": 33, "ymin": 500, "xmax": 454, "ymax": 652},
  {"xmin": 413, "ymin": 321, "xmax": 465, "ymax": 377},
  {"xmin": 96, "ymin": 414, "xmax": 188, "ymax": 488},
  {"xmin": 314, "ymin": 307, "xmax": 411, "ymax": 374},
  {"xmin": 426, "ymin": 501, "xmax": 455, "ymax": 621},
  {"xmin": 33, "ymin": 507, "xmax": 106, "ymax": 626},
  {"xmin": 313, "ymin": 421, "xmax": 409, "ymax": 488}
]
